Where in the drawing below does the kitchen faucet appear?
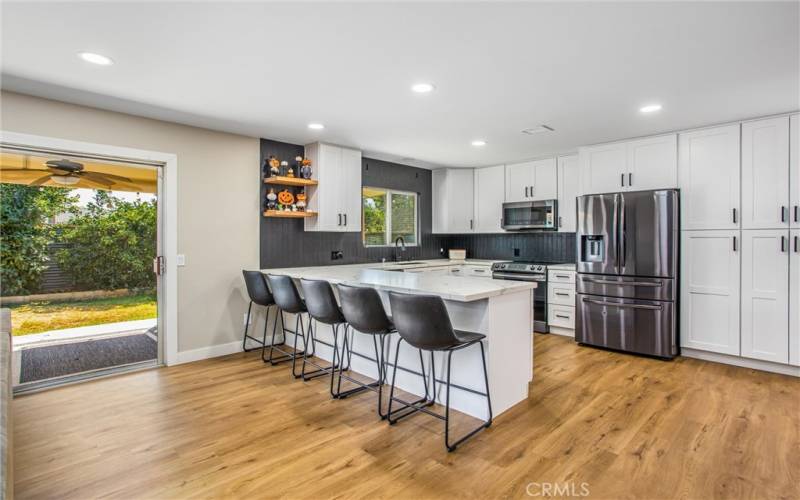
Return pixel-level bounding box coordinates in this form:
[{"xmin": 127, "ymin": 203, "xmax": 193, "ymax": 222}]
[{"xmin": 394, "ymin": 236, "xmax": 406, "ymax": 262}]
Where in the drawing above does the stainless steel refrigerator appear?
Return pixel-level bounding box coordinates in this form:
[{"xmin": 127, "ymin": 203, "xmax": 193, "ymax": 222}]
[{"xmin": 575, "ymin": 189, "xmax": 678, "ymax": 358}]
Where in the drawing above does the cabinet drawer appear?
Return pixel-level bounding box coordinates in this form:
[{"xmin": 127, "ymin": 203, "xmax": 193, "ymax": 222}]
[
  {"xmin": 548, "ymin": 269, "xmax": 575, "ymax": 283},
  {"xmin": 549, "ymin": 305, "xmax": 575, "ymax": 329},
  {"xmin": 465, "ymin": 266, "xmax": 492, "ymax": 278},
  {"xmin": 548, "ymin": 285, "xmax": 575, "ymax": 305}
]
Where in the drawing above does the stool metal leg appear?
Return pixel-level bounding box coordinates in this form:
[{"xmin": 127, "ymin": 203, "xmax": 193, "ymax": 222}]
[
  {"xmin": 386, "ymin": 340, "xmax": 436, "ymax": 424},
  {"xmin": 444, "ymin": 341, "xmax": 493, "ymax": 452},
  {"xmin": 243, "ymin": 302, "xmax": 274, "ymax": 353},
  {"xmin": 264, "ymin": 310, "xmax": 306, "ymax": 367}
]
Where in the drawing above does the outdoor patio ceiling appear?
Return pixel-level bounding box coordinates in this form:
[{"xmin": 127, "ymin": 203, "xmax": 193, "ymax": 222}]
[{"xmin": 0, "ymin": 151, "xmax": 157, "ymax": 193}]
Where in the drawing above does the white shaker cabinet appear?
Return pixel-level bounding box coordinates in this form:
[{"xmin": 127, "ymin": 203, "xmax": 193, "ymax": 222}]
[
  {"xmin": 579, "ymin": 134, "xmax": 677, "ymax": 195},
  {"xmin": 678, "ymin": 125, "xmax": 741, "ymax": 230},
  {"xmin": 680, "ymin": 230, "xmax": 741, "ymax": 355},
  {"xmin": 741, "ymin": 117, "xmax": 790, "ymax": 230},
  {"xmin": 304, "ymin": 143, "xmax": 362, "ymax": 232},
  {"xmin": 790, "ymin": 229, "xmax": 800, "ymax": 366},
  {"xmin": 473, "ymin": 165, "xmax": 505, "ymax": 233},
  {"xmin": 791, "ymin": 114, "xmax": 799, "ymax": 229},
  {"xmin": 626, "ymin": 134, "xmax": 677, "ymax": 191},
  {"xmin": 505, "ymin": 158, "xmax": 557, "ymax": 202},
  {"xmin": 740, "ymin": 229, "xmax": 790, "ymax": 363},
  {"xmin": 557, "ymin": 155, "xmax": 579, "ymax": 232},
  {"xmin": 432, "ymin": 168, "xmax": 474, "ymax": 233}
]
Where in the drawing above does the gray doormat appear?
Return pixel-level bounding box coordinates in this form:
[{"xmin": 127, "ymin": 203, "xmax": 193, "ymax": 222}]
[{"xmin": 19, "ymin": 334, "xmax": 157, "ymax": 383}]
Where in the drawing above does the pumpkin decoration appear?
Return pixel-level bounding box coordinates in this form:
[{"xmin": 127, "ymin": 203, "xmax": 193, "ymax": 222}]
[
  {"xmin": 300, "ymin": 157, "xmax": 313, "ymax": 179},
  {"xmin": 277, "ymin": 189, "xmax": 295, "ymax": 206},
  {"xmin": 296, "ymin": 191, "xmax": 307, "ymax": 211}
]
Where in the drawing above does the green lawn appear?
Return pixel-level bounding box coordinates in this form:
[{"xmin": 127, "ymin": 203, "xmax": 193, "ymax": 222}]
[{"xmin": 6, "ymin": 292, "xmax": 157, "ymax": 336}]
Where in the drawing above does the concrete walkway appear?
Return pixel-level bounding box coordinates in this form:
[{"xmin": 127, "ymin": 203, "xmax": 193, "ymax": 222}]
[{"xmin": 13, "ymin": 319, "xmax": 158, "ymax": 349}]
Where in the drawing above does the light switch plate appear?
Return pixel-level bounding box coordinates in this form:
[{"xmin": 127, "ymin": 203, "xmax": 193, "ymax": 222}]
[{"xmin": 176, "ymin": 254, "xmax": 186, "ymax": 266}]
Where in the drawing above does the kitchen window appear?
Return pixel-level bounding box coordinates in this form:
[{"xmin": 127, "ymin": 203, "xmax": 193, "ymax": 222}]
[{"xmin": 362, "ymin": 187, "xmax": 418, "ymax": 247}]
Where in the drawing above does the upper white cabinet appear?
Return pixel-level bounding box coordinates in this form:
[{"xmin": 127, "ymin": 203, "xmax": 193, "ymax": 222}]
[
  {"xmin": 790, "ymin": 229, "xmax": 800, "ymax": 366},
  {"xmin": 473, "ymin": 165, "xmax": 505, "ymax": 233},
  {"xmin": 304, "ymin": 142, "xmax": 362, "ymax": 232},
  {"xmin": 432, "ymin": 168, "xmax": 474, "ymax": 233},
  {"xmin": 579, "ymin": 134, "xmax": 677, "ymax": 195},
  {"xmin": 740, "ymin": 229, "xmax": 790, "ymax": 363},
  {"xmin": 791, "ymin": 114, "xmax": 799, "ymax": 228},
  {"xmin": 680, "ymin": 230, "xmax": 741, "ymax": 356},
  {"xmin": 678, "ymin": 125, "xmax": 741, "ymax": 230},
  {"xmin": 626, "ymin": 135, "xmax": 678, "ymax": 191},
  {"xmin": 741, "ymin": 116, "xmax": 790, "ymax": 229},
  {"xmin": 505, "ymin": 158, "xmax": 557, "ymax": 202},
  {"xmin": 579, "ymin": 142, "xmax": 627, "ymax": 194},
  {"xmin": 557, "ymin": 155, "xmax": 579, "ymax": 232}
]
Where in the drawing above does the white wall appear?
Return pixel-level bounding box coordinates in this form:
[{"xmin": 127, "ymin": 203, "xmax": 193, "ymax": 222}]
[{"xmin": 0, "ymin": 91, "xmax": 260, "ymax": 354}]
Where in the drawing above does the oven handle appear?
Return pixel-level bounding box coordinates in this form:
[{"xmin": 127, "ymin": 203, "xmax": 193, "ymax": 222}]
[
  {"xmin": 491, "ymin": 272, "xmax": 545, "ymax": 282},
  {"xmin": 584, "ymin": 278, "xmax": 663, "ymax": 287},
  {"xmin": 582, "ymin": 297, "xmax": 662, "ymax": 310}
]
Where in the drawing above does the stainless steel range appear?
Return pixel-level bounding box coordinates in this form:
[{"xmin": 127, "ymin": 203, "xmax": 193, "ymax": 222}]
[{"xmin": 490, "ymin": 262, "xmax": 552, "ymax": 333}]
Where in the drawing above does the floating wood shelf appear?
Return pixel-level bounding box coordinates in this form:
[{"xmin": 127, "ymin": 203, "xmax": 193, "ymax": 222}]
[
  {"xmin": 263, "ymin": 210, "xmax": 317, "ymax": 218},
  {"xmin": 264, "ymin": 176, "xmax": 318, "ymax": 187}
]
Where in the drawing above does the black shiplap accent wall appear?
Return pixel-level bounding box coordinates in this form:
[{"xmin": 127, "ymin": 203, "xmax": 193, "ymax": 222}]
[{"xmin": 259, "ymin": 138, "xmax": 576, "ymax": 268}]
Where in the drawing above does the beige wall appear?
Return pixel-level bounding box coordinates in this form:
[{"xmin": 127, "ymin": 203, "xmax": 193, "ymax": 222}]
[{"xmin": 0, "ymin": 91, "xmax": 261, "ymax": 353}]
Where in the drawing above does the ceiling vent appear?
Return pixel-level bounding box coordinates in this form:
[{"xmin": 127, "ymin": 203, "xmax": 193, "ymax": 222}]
[{"xmin": 521, "ymin": 125, "xmax": 555, "ymax": 135}]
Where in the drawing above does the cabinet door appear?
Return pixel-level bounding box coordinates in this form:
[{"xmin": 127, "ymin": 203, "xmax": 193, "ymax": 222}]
[
  {"xmin": 742, "ymin": 117, "xmax": 790, "ymax": 229},
  {"xmin": 741, "ymin": 229, "xmax": 790, "ymax": 363},
  {"xmin": 474, "ymin": 165, "xmax": 505, "ymax": 233},
  {"xmin": 579, "ymin": 143, "xmax": 626, "ymax": 195},
  {"xmin": 678, "ymin": 125, "xmax": 741, "ymax": 230},
  {"xmin": 680, "ymin": 230, "xmax": 741, "ymax": 355},
  {"xmin": 505, "ymin": 161, "xmax": 534, "ymax": 202},
  {"xmin": 557, "ymin": 155, "xmax": 579, "ymax": 232},
  {"xmin": 530, "ymin": 158, "xmax": 558, "ymax": 200},
  {"xmin": 304, "ymin": 142, "xmax": 342, "ymax": 232},
  {"xmin": 790, "ymin": 229, "xmax": 800, "ymax": 366},
  {"xmin": 449, "ymin": 169, "xmax": 475, "ymax": 232},
  {"xmin": 340, "ymin": 147, "xmax": 362, "ymax": 232},
  {"xmin": 627, "ymin": 134, "xmax": 677, "ymax": 191},
  {"xmin": 791, "ymin": 114, "xmax": 799, "ymax": 228}
]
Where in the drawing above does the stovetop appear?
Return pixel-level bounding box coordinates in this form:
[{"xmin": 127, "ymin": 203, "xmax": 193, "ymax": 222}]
[{"xmin": 491, "ymin": 261, "xmax": 563, "ymax": 274}]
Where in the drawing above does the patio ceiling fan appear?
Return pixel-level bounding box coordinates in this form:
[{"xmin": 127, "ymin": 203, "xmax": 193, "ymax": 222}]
[{"xmin": 3, "ymin": 158, "xmax": 135, "ymax": 188}]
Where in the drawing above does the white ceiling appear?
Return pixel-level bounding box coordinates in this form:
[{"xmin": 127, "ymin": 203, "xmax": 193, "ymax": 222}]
[{"xmin": 2, "ymin": 1, "xmax": 798, "ymax": 169}]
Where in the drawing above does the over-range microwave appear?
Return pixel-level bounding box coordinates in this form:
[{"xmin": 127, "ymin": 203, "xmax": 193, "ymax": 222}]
[{"xmin": 501, "ymin": 200, "xmax": 558, "ymax": 231}]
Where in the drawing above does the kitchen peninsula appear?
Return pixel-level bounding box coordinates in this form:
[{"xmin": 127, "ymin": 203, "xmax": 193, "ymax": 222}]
[{"xmin": 261, "ymin": 260, "xmax": 536, "ymax": 419}]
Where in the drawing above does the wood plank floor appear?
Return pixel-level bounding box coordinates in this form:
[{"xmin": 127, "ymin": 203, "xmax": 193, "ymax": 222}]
[{"xmin": 13, "ymin": 334, "xmax": 800, "ymax": 499}]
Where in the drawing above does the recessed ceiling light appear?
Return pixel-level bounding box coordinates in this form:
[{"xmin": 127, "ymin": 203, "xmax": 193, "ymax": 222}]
[
  {"xmin": 411, "ymin": 83, "xmax": 435, "ymax": 93},
  {"xmin": 639, "ymin": 103, "xmax": 663, "ymax": 113},
  {"xmin": 78, "ymin": 52, "xmax": 114, "ymax": 65},
  {"xmin": 307, "ymin": 123, "xmax": 325, "ymax": 130},
  {"xmin": 471, "ymin": 140, "xmax": 487, "ymax": 147}
]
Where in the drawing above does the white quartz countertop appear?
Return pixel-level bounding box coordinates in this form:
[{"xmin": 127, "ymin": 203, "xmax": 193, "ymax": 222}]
[
  {"xmin": 548, "ymin": 263, "xmax": 577, "ymax": 271},
  {"xmin": 260, "ymin": 260, "xmax": 535, "ymax": 302}
]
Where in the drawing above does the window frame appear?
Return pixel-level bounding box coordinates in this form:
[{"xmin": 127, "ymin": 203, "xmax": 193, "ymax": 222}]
[{"xmin": 361, "ymin": 186, "xmax": 419, "ymax": 247}]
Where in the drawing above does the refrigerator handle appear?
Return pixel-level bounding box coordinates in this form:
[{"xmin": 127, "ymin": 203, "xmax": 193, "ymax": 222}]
[{"xmin": 618, "ymin": 196, "xmax": 626, "ymax": 268}]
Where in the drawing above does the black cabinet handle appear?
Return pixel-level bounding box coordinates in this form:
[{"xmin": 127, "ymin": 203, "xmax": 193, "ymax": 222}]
[
  {"xmin": 781, "ymin": 236, "xmax": 787, "ymax": 252},
  {"xmin": 628, "ymin": 173, "xmax": 632, "ymax": 186},
  {"xmin": 470, "ymin": 219, "xmax": 474, "ymax": 230},
  {"xmin": 555, "ymin": 292, "xmax": 570, "ymax": 297},
  {"xmin": 733, "ymin": 236, "xmax": 737, "ymax": 252},
  {"xmin": 795, "ymin": 205, "xmax": 799, "ymax": 223},
  {"xmin": 525, "ymin": 186, "xmax": 529, "ymax": 197},
  {"xmin": 795, "ymin": 235, "xmax": 799, "ymax": 253},
  {"xmin": 338, "ymin": 213, "xmax": 342, "ymax": 226},
  {"xmin": 781, "ymin": 206, "xmax": 787, "ymax": 223},
  {"xmin": 559, "ymin": 216, "xmax": 563, "ymax": 227},
  {"xmin": 621, "ymin": 173, "xmax": 625, "ymax": 187},
  {"xmin": 555, "ymin": 314, "xmax": 570, "ymax": 319},
  {"xmin": 344, "ymin": 213, "xmax": 347, "ymax": 226},
  {"xmin": 732, "ymin": 208, "xmax": 737, "ymax": 224}
]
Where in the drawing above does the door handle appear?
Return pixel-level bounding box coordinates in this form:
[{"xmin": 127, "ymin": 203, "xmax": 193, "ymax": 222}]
[
  {"xmin": 732, "ymin": 208, "xmax": 737, "ymax": 224},
  {"xmin": 152, "ymin": 256, "xmax": 165, "ymax": 275},
  {"xmin": 620, "ymin": 173, "xmax": 625, "ymax": 187},
  {"xmin": 628, "ymin": 173, "xmax": 632, "ymax": 186},
  {"xmin": 582, "ymin": 297, "xmax": 662, "ymax": 310}
]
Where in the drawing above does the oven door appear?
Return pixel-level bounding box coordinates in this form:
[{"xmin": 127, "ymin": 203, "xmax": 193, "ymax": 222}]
[
  {"xmin": 502, "ymin": 200, "xmax": 557, "ymax": 231},
  {"xmin": 491, "ymin": 272, "xmax": 548, "ymax": 332}
]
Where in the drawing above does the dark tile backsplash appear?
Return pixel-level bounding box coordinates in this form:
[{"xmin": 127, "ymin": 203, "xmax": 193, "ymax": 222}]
[{"xmin": 259, "ymin": 138, "xmax": 576, "ymax": 268}]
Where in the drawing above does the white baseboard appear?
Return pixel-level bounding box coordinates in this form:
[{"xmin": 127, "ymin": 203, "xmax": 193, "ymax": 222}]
[
  {"xmin": 175, "ymin": 340, "xmax": 242, "ymax": 365},
  {"xmin": 682, "ymin": 348, "xmax": 800, "ymax": 377}
]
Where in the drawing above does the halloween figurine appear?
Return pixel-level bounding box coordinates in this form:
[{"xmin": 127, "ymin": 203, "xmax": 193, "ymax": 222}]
[
  {"xmin": 279, "ymin": 160, "xmax": 289, "ymax": 177},
  {"xmin": 268, "ymin": 156, "xmax": 280, "ymax": 177},
  {"xmin": 296, "ymin": 190, "xmax": 307, "ymax": 211},
  {"xmin": 277, "ymin": 189, "xmax": 295, "ymax": 208},
  {"xmin": 295, "ymin": 156, "xmax": 303, "ymax": 171},
  {"xmin": 300, "ymin": 157, "xmax": 313, "ymax": 179},
  {"xmin": 266, "ymin": 188, "xmax": 277, "ymax": 210}
]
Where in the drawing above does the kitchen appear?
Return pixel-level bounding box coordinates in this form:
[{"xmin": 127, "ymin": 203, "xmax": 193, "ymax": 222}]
[{"xmin": 1, "ymin": 2, "xmax": 799, "ymax": 499}]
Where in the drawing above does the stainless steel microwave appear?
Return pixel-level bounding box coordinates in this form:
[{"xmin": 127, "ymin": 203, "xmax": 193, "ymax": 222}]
[{"xmin": 501, "ymin": 200, "xmax": 558, "ymax": 231}]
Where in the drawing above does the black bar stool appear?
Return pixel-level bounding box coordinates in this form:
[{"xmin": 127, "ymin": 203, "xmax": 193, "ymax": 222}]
[
  {"xmin": 265, "ymin": 274, "xmax": 310, "ymax": 378},
  {"xmin": 386, "ymin": 292, "xmax": 493, "ymax": 452},
  {"xmin": 299, "ymin": 278, "xmax": 355, "ymax": 386},
  {"xmin": 336, "ymin": 284, "xmax": 401, "ymax": 415},
  {"xmin": 241, "ymin": 270, "xmax": 277, "ymax": 353}
]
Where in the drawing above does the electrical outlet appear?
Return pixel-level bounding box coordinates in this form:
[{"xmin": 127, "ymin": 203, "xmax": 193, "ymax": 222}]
[
  {"xmin": 331, "ymin": 250, "xmax": 343, "ymax": 260},
  {"xmin": 514, "ymin": 248, "xmax": 520, "ymax": 257}
]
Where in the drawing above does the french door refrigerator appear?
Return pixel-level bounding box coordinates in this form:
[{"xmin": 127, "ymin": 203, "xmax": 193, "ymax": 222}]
[{"xmin": 575, "ymin": 189, "xmax": 679, "ymax": 358}]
